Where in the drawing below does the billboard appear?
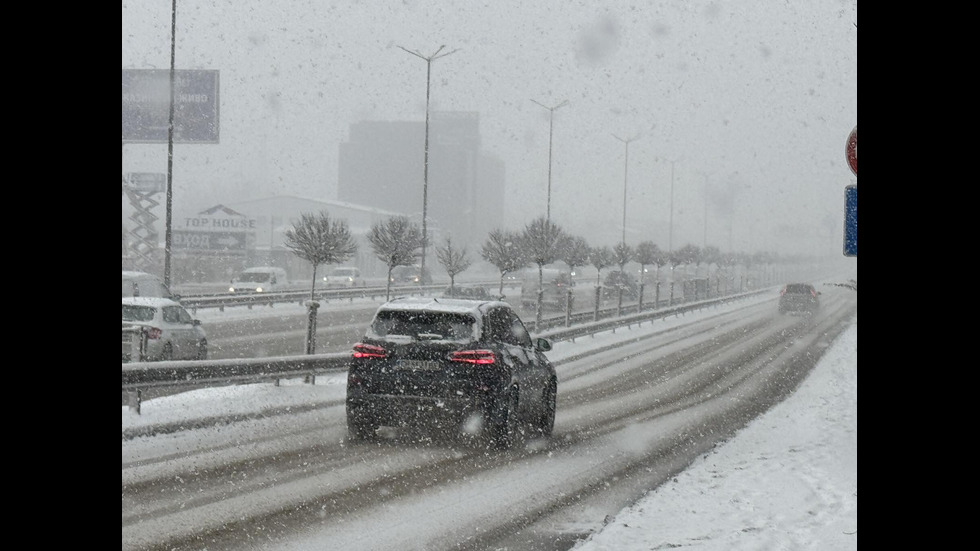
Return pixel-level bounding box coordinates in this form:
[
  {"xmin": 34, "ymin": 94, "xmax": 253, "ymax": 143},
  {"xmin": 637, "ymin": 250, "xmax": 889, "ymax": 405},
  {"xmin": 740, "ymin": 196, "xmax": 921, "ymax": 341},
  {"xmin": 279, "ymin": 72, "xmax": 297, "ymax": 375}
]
[
  {"xmin": 173, "ymin": 231, "xmax": 246, "ymax": 253},
  {"xmin": 122, "ymin": 69, "xmax": 219, "ymax": 144},
  {"xmin": 173, "ymin": 207, "xmax": 255, "ymax": 254}
]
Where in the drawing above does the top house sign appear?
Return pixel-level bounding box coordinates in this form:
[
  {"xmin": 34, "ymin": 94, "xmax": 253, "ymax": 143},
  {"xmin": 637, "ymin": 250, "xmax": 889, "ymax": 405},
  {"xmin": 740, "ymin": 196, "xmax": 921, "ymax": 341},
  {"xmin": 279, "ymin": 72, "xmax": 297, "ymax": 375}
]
[{"xmin": 122, "ymin": 69, "xmax": 220, "ymax": 144}]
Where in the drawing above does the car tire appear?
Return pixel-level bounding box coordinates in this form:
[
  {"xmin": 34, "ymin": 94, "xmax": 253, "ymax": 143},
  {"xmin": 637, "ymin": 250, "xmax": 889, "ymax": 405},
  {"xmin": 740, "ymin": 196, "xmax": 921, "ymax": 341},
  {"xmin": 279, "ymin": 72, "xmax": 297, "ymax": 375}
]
[
  {"xmin": 195, "ymin": 339, "xmax": 208, "ymax": 360},
  {"xmin": 347, "ymin": 407, "xmax": 378, "ymax": 441},
  {"xmin": 490, "ymin": 388, "xmax": 520, "ymax": 449},
  {"xmin": 538, "ymin": 379, "xmax": 556, "ymax": 437}
]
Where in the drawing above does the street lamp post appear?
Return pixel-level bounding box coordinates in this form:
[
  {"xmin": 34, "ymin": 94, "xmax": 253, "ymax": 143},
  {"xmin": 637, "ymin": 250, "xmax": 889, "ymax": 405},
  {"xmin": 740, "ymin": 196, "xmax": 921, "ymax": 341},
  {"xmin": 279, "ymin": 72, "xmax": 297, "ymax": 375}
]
[
  {"xmin": 398, "ymin": 44, "xmax": 457, "ymax": 279},
  {"xmin": 613, "ymin": 133, "xmax": 640, "ymax": 246},
  {"xmin": 661, "ymin": 156, "xmax": 682, "ymax": 253},
  {"xmin": 531, "ymin": 99, "xmax": 568, "ymax": 222},
  {"xmin": 702, "ymin": 173, "xmax": 709, "ymax": 248},
  {"xmin": 164, "ymin": 0, "xmax": 177, "ymax": 288}
]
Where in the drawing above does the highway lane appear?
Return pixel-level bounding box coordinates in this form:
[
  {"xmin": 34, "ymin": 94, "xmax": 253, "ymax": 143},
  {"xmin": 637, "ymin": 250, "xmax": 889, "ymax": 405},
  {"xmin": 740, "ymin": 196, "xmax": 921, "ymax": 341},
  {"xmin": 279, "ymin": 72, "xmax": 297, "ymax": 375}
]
[{"xmin": 121, "ymin": 285, "xmax": 857, "ymax": 551}]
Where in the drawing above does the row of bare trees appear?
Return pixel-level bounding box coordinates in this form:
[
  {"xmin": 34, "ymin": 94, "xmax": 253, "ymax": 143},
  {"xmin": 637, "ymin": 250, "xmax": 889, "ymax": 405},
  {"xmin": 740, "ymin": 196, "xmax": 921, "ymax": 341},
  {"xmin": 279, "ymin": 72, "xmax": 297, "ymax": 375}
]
[{"xmin": 281, "ymin": 210, "xmax": 783, "ymax": 353}]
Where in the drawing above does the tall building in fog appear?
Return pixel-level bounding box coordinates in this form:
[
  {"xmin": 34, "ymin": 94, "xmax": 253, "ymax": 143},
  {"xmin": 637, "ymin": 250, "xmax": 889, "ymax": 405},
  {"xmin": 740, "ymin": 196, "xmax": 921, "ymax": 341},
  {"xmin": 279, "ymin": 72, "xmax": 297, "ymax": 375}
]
[{"xmin": 337, "ymin": 111, "xmax": 505, "ymax": 251}]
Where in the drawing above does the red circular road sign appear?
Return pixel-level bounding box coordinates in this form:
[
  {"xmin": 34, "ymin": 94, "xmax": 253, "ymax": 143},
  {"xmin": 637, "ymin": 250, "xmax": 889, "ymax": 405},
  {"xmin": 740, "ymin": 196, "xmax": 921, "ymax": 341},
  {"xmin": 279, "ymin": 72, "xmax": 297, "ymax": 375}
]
[{"xmin": 845, "ymin": 125, "xmax": 857, "ymax": 176}]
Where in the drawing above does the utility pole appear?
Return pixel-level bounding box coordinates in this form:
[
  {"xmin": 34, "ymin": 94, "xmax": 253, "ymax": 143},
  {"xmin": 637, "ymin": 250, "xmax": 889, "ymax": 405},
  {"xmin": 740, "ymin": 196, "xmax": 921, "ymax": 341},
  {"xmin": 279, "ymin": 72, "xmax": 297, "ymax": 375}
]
[
  {"xmin": 398, "ymin": 44, "xmax": 458, "ymax": 279},
  {"xmin": 702, "ymin": 173, "xmax": 709, "ymax": 248},
  {"xmin": 531, "ymin": 99, "xmax": 568, "ymax": 222},
  {"xmin": 164, "ymin": 0, "xmax": 177, "ymax": 288},
  {"xmin": 613, "ymin": 133, "xmax": 640, "ymax": 246},
  {"xmin": 661, "ymin": 156, "xmax": 682, "ymax": 253}
]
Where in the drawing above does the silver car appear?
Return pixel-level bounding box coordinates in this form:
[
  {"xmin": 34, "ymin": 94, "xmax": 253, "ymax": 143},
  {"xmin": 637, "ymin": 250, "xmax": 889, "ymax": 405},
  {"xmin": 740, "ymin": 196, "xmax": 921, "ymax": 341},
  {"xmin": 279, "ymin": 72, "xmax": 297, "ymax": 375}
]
[
  {"xmin": 122, "ymin": 297, "xmax": 208, "ymax": 361},
  {"xmin": 324, "ymin": 266, "xmax": 362, "ymax": 288}
]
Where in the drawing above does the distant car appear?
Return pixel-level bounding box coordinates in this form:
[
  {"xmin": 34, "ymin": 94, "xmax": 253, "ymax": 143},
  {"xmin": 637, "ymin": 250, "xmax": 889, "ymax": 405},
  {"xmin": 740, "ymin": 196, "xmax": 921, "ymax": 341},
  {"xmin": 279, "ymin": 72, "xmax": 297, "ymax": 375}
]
[
  {"xmin": 346, "ymin": 296, "xmax": 557, "ymax": 448},
  {"xmin": 324, "ymin": 266, "xmax": 362, "ymax": 288},
  {"xmin": 390, "ymin": 264, "xmax": 433, "ymax": 286},
  {"xmin": 441, "ymin": 285, "xmax": 494, "ymax": 300},
  {"xmin": 122, "ymin": 270, "xmax": 177, "ymax": 300},
  {"xmin": 229, "ymin": 266, "xmax": 289, "ymax": 293},
  {"xmin": 122, "ymin": 297, "xmax": 208, "ymax": 361},
  {"xmin": 778, "ymin": 283, "xmax": 821, "ymax": 315},
  {"xmin": 602, "ymin": 270, "xmax": 639, "ymax": 299}
]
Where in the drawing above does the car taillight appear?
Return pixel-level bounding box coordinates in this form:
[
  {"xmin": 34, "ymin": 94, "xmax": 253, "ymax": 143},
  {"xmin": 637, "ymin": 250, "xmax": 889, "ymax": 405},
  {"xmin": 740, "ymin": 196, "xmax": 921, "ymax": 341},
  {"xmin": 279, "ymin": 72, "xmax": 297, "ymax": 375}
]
[
  {"xmin": 780, "ymin": 288, "xmax": 786, "ymax": 296},
  {"xmin": 147, "ymin": 327, "xmax": 162, "ymax": 340},
  {"xmin": 449, "ymin": 350, "xmax": 496, "ymax": 364},
  {"xmin": 352, "ymin": 343, "xmax": 387, "ymax": 359},
  {"xmin": 810, "ymin": 289, "xmax": 817, "ymax": 298}
]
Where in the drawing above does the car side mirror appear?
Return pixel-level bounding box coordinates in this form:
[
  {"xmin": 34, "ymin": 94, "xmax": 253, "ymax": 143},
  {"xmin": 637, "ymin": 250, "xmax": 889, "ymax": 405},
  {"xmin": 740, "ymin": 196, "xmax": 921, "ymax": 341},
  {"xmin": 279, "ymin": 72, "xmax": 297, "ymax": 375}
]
[
  {"xmin": 193, "ymin": 319, "xmax": 201, "ymax": 326},
  {"xmin": 534, "ymin": 338, "xmax": 552, "ymax": 352}
]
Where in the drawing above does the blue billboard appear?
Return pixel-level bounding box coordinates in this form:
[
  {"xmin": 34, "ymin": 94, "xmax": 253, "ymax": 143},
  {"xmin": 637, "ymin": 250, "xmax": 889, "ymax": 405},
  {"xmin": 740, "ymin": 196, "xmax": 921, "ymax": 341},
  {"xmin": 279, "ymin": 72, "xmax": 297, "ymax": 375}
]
[{"xmin": 122, "ymin": 69, "xmax": 219, "ymax": 144}]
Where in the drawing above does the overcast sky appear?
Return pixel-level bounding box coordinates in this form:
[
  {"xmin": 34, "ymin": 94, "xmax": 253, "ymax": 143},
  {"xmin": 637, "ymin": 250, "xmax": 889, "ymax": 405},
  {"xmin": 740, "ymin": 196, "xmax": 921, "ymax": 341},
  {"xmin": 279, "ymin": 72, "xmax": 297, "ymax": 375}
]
[{"xmin": 122, "ymin": 0, "xmax": 857, "ymax": 255}]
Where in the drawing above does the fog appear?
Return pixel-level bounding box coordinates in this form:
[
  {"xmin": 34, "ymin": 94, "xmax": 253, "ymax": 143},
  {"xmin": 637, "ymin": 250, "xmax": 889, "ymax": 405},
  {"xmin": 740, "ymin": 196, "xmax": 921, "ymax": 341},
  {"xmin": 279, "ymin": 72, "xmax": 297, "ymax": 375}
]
[{"xmin": 122, "ymin": 0, "xmax": 857, "ymax": 256}]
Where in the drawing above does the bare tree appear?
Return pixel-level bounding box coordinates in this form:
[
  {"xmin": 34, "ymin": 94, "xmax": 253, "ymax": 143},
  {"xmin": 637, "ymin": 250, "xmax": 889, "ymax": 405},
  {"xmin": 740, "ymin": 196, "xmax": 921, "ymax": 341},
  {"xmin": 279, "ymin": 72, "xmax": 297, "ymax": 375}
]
[
  {"xmin": 611, "ymin": 242, "xmax": 634, "ymax": 314},
  {"xmin": 634, "ymin": 241, "xmax": 661, "ymax": 285},
  {"xmin": 521, "ymin": 216, "xmax": 569, "ymax": 328},
  {"xmin": 284, "ymin": 212, "xmax": 358, "ymax": 300},
  {"xmin": 589, "ymin": 245, "xmax": 614, "ymax": 286},
  {"xmin": 634, "ymin": 240, "xmax": 661, "ymax": 306},
  {"xmin": 368, "ymin": 216, "xmax": 425, "ymax": 301},
  {"xmin": 671, "ymin": 244, "xmax": 701, "ymax": 273},
  {"xmin": 589, "ymin": 245, "xmax": 614, "ymax": 320},
  {"xmin": 612, "ymin": 242, "xmax": 633, "ymax": 272},
  {"xmin": 560, "ymin": 235, "xmax": 591, "ymax": 279},
  {"xmin": 669, "ymin": 244, "xmax": 701, "ymax": 302},
  {"xmin": 435, "ymin": 237, "xmax": 471, "ymax": 294},
  {"xmin": 283, "ymin": 211, "xmax": 358, "ymax": 355},
  {"xmin": 481, "ymin": 229, "xmax": 527, "ymax": 297}
]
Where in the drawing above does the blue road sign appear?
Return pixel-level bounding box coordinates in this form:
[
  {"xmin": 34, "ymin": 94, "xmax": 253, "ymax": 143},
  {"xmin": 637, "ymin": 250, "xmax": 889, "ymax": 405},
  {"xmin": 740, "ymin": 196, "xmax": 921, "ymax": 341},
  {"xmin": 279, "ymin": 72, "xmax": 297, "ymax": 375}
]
[{"xmin": 844, "ymin": 185, "xmax": 857, "ymax": 257}]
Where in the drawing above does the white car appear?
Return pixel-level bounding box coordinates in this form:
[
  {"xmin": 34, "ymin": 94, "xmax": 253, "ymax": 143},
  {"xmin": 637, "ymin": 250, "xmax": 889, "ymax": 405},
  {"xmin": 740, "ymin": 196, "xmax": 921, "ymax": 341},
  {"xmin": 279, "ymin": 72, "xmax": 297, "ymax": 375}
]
[
  {"xmin": 324, "ymin": 267, "xmax": 362, "ymax": 288},
  {"xmin": 122, "ymin": 297, "xmax": 208, "ymax": 362}
]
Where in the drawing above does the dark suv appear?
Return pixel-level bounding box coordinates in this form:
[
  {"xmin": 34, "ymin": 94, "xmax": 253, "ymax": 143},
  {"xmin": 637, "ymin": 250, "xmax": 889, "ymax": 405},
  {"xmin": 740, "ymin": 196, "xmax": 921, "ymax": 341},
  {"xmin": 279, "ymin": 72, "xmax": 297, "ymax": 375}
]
[
  {"xmin": 778, "ymin": 283, "xmax": 821, "ymax": 314},
  {"xmin": 346, "ymin": 297, "xmax": 557, "ymax": 448}
]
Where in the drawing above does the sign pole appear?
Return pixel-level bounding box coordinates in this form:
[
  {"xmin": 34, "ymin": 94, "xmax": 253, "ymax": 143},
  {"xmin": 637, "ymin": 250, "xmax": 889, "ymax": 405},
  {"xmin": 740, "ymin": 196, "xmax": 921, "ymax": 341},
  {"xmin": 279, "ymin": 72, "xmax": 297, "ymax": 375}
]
[{"xmin": 843, "ymin": 125, "xmax": 857, "ymax": 257}]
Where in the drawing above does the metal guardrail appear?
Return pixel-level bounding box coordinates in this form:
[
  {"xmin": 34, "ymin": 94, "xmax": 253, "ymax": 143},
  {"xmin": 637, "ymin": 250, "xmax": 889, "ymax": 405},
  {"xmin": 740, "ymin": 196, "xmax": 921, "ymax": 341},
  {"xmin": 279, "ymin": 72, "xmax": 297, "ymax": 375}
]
[
  {"xmin": 122, "ymin": 289, "xmax": 769, "ymax": 413},
  {"xmin": 178, "ymin": 281, "xmax": 503, "ymax": 314}
]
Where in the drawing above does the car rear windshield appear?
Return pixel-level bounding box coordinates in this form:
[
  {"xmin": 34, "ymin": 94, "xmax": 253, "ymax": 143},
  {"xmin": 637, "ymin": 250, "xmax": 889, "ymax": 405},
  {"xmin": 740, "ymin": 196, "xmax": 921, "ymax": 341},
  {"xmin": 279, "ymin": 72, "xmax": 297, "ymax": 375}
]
[
  {"xmin": 122, "ymin": 305, "xmax": 156, "ymax": 322},
  {"xmin": 785, "ymin": 284, "xmax": 814, "ymax": 294},
  {"xmin": 368, "ymin": 310, "xmax": 476, "ymax": 343}
]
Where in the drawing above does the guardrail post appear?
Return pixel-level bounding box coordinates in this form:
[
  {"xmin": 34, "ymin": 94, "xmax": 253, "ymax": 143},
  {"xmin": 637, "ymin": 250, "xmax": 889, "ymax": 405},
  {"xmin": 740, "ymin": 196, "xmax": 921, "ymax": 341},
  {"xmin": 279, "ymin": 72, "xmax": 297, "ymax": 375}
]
[
  {"xmin": 669, "ymin": 281, "xmax": 675, "ymax": 306},
  {"xmin": 128, "ymin": 389, "xmax": 142, "ymax": 415},
  {"xmin": 565, "ymin": 289, "xmax": 573, "ymax": 327},
  {"xmin": 129, "ymin": 326, "xmax": 149, "ymax": 362},
  {"xmin": 305, "ymin": 300, "xmax": 320, "ymax": 355},
  {"xmin": 536, "ymin": 289, "xmax": 544, "ymax": 330},
  {"xmin": 593, "ymin": 286, "xmax": 601, "ymax": 323},
  {"xmin": 638, "ymin": 282, "xmax": 645, "ymax": 312}
]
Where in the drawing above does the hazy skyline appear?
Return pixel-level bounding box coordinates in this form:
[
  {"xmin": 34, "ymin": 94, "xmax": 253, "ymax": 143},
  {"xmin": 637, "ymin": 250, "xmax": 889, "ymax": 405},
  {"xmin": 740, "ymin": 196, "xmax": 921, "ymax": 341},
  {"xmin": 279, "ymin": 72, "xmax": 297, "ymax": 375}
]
[{"xmin": 122, "ymin": 0, "xmax": 857, "ymax": 256}]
